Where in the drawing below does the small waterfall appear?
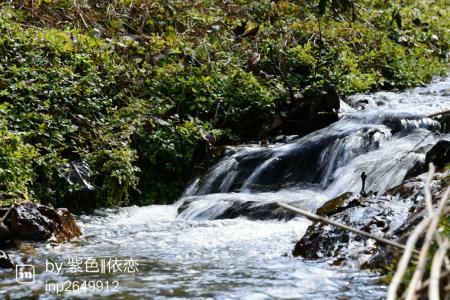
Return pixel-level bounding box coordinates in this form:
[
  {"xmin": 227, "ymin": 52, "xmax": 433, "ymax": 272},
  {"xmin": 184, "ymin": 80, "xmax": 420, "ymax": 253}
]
[
  {"xmin": 180, "ymin": 178, "xmax": 201, "ymax": 198},
  {"xmin": 325, "ymin": 129, "xmax": 436, "ymax": 196},
  {"xmin": 178, "ymin": 77, "xmax": 449, "ymax": 220},
  {"xmin": 318, "ymin": 126, "xmax": 391, "ymax": 187},
  {"xmin": 196, "ymin": 158, "xmax": 237, "ymax": 195},
  {"xmin": 177, "ymin": 190, "xmax": 328, "ymax": 220},
  {"xmin": 240, "ymin": 157, "xmax": 278, "ymax": 192}
]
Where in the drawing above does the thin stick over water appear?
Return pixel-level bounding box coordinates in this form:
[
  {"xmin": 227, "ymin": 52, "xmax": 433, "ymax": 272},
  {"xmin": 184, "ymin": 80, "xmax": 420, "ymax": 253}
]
[{"xmin": 276, "ymin": 202, "xmax": 414, "ymax": 253}]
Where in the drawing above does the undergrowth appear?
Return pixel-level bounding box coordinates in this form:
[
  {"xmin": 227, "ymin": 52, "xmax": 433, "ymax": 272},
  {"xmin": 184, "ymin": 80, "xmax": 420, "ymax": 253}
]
[{"xmin": 0, "ymin": 0, "xmax": 448, "ymax": 211}]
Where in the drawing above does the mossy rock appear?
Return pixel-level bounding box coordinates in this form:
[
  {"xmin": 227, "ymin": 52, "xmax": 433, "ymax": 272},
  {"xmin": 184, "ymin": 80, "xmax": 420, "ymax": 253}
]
[{"xmin": 316, "ymin": 192, "xmax": 352, "ymax": 217}]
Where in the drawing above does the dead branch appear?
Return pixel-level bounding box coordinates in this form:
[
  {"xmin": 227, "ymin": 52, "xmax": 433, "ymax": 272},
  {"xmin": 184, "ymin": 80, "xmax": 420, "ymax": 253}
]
[
  {"xmin": 428, "ymin": 109, "xmax": 450, "ymax": 118},
  {"xmin": 405, "ymin": 188, "xmax": 449, "ymax": 300},
  {"xmin": 387, "ymin": 215, "xmax": 433, "ymax": 300},
  {"xmin": 429, "ymin": 239, "xmax": 450, "ymax": 300}
]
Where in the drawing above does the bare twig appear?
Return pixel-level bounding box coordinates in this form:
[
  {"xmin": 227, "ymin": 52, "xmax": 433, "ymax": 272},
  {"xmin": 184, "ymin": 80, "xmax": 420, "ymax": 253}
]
[
  {"xmin": 0, "ymin": 205, "xmax": 13, "ymax": 222},
  {"xmin": 429, "ymin": 239, "xmax": 450, "ymax": 300},
  {"xmin": 387, "ymin": 216, "xmax": 433, "ymax": 300},
  {"xmin": 0, "ymin": 204, "xmax": 14, "ymax": 238},
  {"xmin": 416, "ymin": 270, "xmax": 450, "ymax": 294},
  {"xmin": 405, "ymin": 188, "xmax": 449, "ymax": 300},
  {"xmin": 388, "ymin": 172, "xmax": 450, "ymax": 300}
]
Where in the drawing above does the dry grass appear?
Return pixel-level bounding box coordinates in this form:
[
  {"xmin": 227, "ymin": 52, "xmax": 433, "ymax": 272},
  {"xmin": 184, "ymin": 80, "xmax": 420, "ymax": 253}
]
[{"xmin": 388, "ymin": 164, "xmax": 450, "ymax": 300}]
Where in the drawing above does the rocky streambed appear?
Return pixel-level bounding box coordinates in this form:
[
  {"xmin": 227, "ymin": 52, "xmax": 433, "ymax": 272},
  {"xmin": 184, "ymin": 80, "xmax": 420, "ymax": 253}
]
[{"xmin": 293, "ymin": 167, "xmax": 449, "ymax": 268}]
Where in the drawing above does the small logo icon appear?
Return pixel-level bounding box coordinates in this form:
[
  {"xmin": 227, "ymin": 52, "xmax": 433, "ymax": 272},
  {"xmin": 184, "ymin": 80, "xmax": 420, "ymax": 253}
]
[{"xmin": 16, "ymin": 265, "xmax": 35, "ymax": 284}]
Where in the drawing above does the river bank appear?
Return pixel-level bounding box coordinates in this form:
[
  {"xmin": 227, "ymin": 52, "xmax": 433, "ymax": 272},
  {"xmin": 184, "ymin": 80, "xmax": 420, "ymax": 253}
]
[{"xmin": 0, "ymin": 0, "xmax": 449, "ymax": 211}]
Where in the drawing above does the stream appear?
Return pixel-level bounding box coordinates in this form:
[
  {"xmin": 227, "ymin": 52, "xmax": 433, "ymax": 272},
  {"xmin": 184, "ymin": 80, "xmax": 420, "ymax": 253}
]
[{"xmin": 0, "ymin": 77, "xmax": 449, "ymax": 299}]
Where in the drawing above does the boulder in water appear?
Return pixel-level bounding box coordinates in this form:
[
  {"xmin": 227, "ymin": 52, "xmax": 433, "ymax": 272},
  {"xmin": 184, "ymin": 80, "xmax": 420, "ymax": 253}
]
[
  {"xmin": 216, "ymin": 201, "xmax": 297, "ymax": 220},
  {"xmin": 316, "ymin": 192, "xmax": 353, "ymax": 217},
  {"xmin": 0, "ymin": 201, "xmax": 82, "ymax": 243},
  {"xmin": 436, "ymin": 113, "xmax": 450, "ymax": 133},
  {"xmin": 178, "ymin": 196, "xmax": 299, "ymax": 221},
  {"xmin": 425, "ymin": 134, "xmax": 450, "ymax": 169},
  {"xmin": 406, "ymin": 134, "xmax": 450, "ymax": 178}
]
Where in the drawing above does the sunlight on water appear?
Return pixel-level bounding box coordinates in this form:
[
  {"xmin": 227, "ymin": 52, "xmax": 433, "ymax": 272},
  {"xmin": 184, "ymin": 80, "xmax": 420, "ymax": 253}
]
[{"xmin": 1, "ymin": 205, "xmax": 387, "ymax": 299}]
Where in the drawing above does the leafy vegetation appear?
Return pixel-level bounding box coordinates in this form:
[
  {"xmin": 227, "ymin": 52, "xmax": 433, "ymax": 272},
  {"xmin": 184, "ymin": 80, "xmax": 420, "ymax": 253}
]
[{"xmin": 0, "ymin": 0, "xmax": 448, "ymax": 211}]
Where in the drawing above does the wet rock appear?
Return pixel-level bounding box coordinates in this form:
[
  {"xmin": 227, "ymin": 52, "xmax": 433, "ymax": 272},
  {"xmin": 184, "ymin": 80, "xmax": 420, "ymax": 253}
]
[
  {"xmin": 177, "ymin": 197, "xmax": 197, "ymax": 215},
  {"xmin": 0, "ymin": 201, "xmax": 82, "ymax": 243},
  {"xmin": 0, "ymin": 251, "xmax": 14, "ymax": 269},
  {"xmin": 316, "ymin": 192, "xmax": 352, "ymax": 217},
  {"xmin": 436, "ymin": 114, "xmax": 450, "ymax": 133},
  {"xmin": 363, "ymin": 195, "xmax": 435, "ymax": 271},
  {"xmin": 292, "ymin": 171, "xmax": 447, "ymax": 267},
  {"xmin": 216, "ymin": 201, "xmax": 297, "ymax": 221},
  {"xmin": 405, "ymin": 161, "xmax": 426, "ymax": 179},
  {"xmin": 292, "ymin": 193, "xmax": 383, "ymax": 261},
  {"xmin": 406, "ymin": 134, "xmax": 450, "ymax": 177},
  {"xmin": 178, "ymin": 197, "xmax": 298, "ymax": 221},
  {"xmin": 361, "ymin": 245, "xmax": 402, "ymax": 271},
  {"xmin": 267, "ymin": 85, "xmax": 340, "ymax": 137},
  {"xmin": 385, "ymin": 181, "xmax": 418, "ymax": 198},
  {"xmin": 425, "ymin": 134, "xmax": 450, "ymax": 169},
  {"xmin": 293, "ymin": 224, "xmax": 352, "ymax": 259}
]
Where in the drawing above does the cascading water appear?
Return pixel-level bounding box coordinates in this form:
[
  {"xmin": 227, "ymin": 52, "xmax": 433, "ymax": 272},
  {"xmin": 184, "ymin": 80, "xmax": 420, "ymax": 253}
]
[
  {"xmin": 177, "ymin": 78, "xmax": 447, "ymax": 220},
  {"xmin": 1, "ymin": 77, "xmax": 449, "ymax": 299}
]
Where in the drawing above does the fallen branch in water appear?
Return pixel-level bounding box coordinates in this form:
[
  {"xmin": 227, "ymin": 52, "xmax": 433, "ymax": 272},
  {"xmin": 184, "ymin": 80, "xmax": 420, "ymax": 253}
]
[
  {"xmin": 276, "ymin": 201, "xmax": 415, "ymax": 253},
  {"xmin": 428, "ymin": 109, "xmax": 450, "ymax": 118}
]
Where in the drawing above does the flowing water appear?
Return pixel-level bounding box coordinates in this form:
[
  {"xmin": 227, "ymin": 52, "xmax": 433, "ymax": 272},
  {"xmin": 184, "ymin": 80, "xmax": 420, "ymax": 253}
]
[{"xmin": 0, "ymin": 77, "xmax": 449, "ymax": 299}]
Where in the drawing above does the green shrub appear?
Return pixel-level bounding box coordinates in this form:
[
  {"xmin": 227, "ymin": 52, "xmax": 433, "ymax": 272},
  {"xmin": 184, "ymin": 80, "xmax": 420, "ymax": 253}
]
[
  {"xmin": 0, "ymin": 109, "xmax": 37, "ymax": 205},
  {"xmin": 0, "ymin": 0, "xmax": 447, "ymax": 210}
]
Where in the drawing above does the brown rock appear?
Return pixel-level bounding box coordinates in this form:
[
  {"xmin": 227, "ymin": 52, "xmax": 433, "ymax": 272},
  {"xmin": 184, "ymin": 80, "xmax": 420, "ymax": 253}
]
[
  {"xmin": 1, "ymin": 201, "xmax": 81, "ymax": 243},
  {"xmin": 385, "ymin": 182, "xmax": 416, "ymax": 198},
  {"xmin": 316, "ymin": 192, "xmax": 352, "ymax": 217}
]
